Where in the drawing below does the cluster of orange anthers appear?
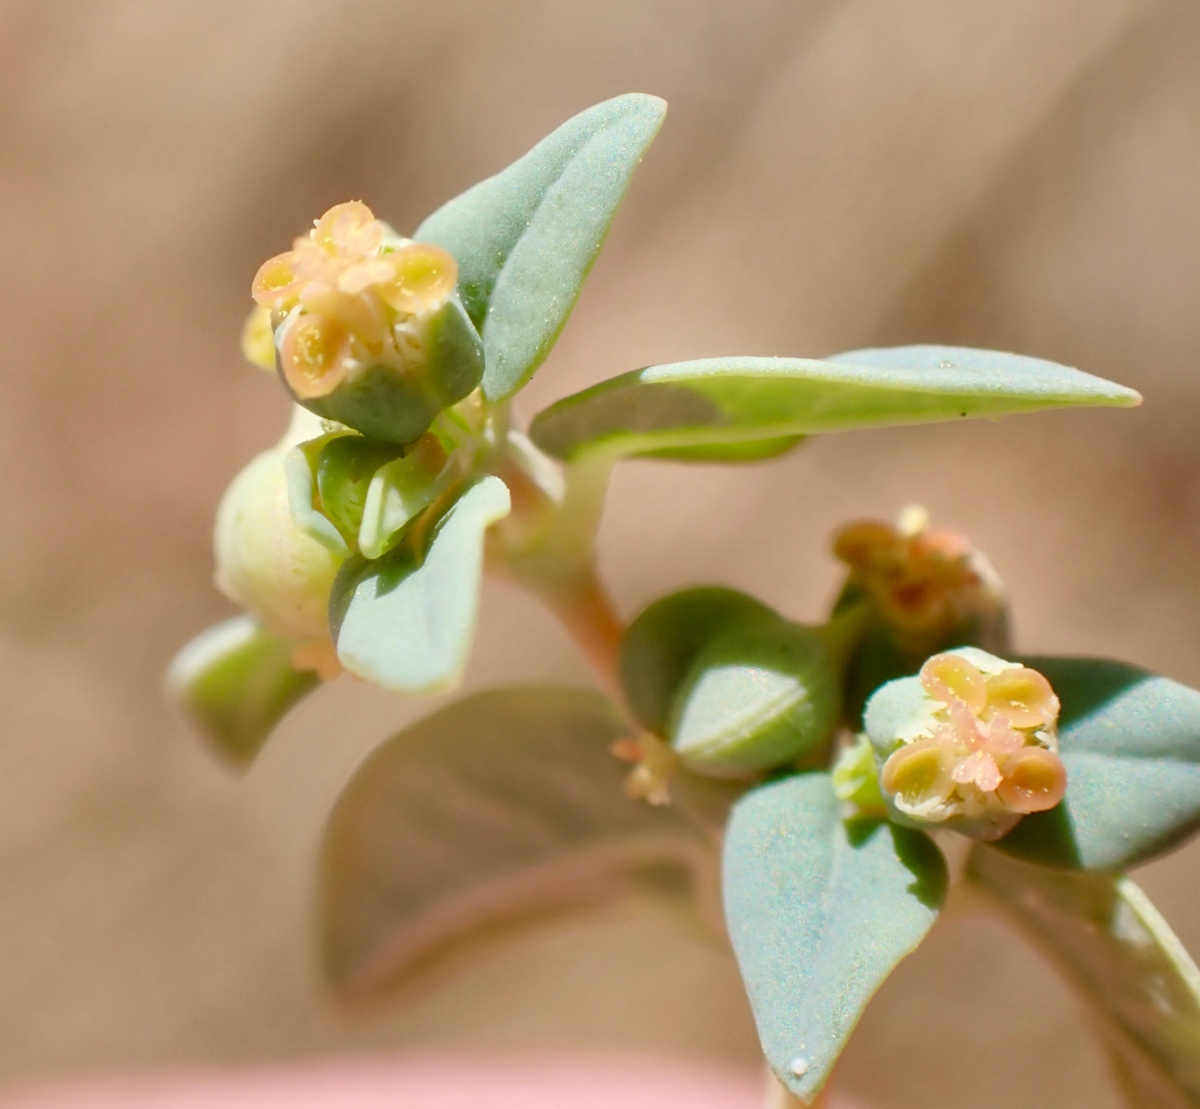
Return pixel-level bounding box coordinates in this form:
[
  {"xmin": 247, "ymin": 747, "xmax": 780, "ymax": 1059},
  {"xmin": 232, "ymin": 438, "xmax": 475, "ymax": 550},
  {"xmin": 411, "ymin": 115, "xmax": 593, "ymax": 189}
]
[
  {"xmin": 882, "ymin": 652, "xmax": 1066, "ymax": 825},
  {"xmin": 251, "ymin": 202, "xmax": 458, "ymax": 400},
  {"xmin": 611, "ymin": 733, "xmax": 678, "ymax": 807},
  {"xmin": 834, "ymin": 508, "xmax": 999, "ymax": 641}
]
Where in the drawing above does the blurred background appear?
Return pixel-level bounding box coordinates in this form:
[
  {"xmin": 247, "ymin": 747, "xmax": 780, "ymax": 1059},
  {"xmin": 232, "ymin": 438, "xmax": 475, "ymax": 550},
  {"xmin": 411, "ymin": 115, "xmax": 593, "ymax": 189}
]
[{"xmin": 1, "ymin": 1, "xmax": 1198, "ymax": 1106}]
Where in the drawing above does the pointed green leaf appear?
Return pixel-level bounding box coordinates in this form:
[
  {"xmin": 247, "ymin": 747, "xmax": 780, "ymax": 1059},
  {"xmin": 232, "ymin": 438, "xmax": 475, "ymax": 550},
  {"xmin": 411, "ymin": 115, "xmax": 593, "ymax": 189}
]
[
  {"xmin": 996, "ymin": 657, "xmax": 1200, "ymax": 871},
  {"xmin": 319, "ymin": 685, "xmax": 718, "ymax": 998},
  {"xmin": 724, "ymin": 772, "xmax": 947, "ymax": 1102},
  {"xmin": 417, "ymin": 93, "xmax": 667, "ymax": 401},
  {"xmin": 529, "ymin": 346, "xmax": 1141, "ymax": 463},
  {"xmin": 330, "ymin": 476, "xmax": 511, "ymax": 693},
  {"xmin": 166, "ymin": 615, "xmax": 318, "ymax": 766},
  {"xmin": 969, "ymin": 846, "xmax": 1200, "ymax": 1108}
]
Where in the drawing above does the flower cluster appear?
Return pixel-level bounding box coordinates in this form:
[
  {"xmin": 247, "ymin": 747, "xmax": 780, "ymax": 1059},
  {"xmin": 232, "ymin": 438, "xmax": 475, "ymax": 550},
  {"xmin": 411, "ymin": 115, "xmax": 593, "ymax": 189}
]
[
  {"xmin": 834, "ymin": 506, "xmax": 1006, "ymax": 656},
  {"xmin": 251, "ymin": 201, "xmax": 459, "ymax": 401},
  {"xmin": 865, "ymin": 648, "xmax": 1066, "ymax": 838}
]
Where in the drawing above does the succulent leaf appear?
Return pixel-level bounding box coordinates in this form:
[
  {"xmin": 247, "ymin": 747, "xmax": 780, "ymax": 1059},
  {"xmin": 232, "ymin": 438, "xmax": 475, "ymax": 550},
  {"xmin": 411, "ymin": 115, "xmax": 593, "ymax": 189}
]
[
  {"xmin": 724, "ymin": 772, "xmax": 946, "ymax": 1102},
  {"xmin": 319, "ymin": 685, "xmax": 718, "ymax": 998},
  {"xmin": 329, "ymin": 475, "xmax": 511, "ymax": 693},
  {"xmin": 417, "ymin": 93, "xmax": 666, "ymax": 401},
  {"xmin": 529, "ymin": 347, "xmax": 1141, "ymax": 463}
]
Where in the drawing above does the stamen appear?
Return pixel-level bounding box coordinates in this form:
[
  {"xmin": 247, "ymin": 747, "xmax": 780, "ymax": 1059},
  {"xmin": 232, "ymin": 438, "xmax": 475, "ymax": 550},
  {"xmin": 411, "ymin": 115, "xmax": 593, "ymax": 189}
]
[{"xmin": 833, "ymin": 520, "xmax": 898, "ymax": 569}]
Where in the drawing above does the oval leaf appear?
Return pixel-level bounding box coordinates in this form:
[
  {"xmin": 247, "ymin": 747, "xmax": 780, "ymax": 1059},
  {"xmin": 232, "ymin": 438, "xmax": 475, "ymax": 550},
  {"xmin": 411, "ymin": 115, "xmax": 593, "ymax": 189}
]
[
  {"xmin": 330, "ymin": 476, "xmax": 511, "ymax": 693},
  {"xmin": 969, "ymin": 845, "xmax": 1200, "ymax": 1107},
  {"xmin": 996, "ymin": 657, "xmax": 1200, "ymax": 871},
  {"xmin": 319, "ymin": 685, "xmax": 718, "ymax": 999},
  {"xmin": 529, "ymin": 346, "xmax": 1141, "ymax": 463},
  {"xmin": 724, "ymin": 772, "xmax": 947, "ymax": 1102},
  {"xmin": 165, "ymin": 614, "xmax": 317, "ymax": 766},
  {"xmin": 416, "ymin": 93, "xmax": 666, "ymax": 402}
]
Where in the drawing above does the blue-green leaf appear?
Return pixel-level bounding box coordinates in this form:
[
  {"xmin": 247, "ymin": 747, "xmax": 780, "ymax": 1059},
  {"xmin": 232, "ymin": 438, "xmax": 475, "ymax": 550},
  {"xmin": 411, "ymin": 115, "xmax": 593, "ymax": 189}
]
[
  {"xmin": 319, "ymin": 685, "xmax": 718, "ymax": 998},
  {"xmin": 529, "ymin": 346, "xmax": 1140, "ymax": 463},
  {"xmin": 330, "ymin": 476, "xmax": 511, "ymax": 693},
  {"xmin": 969, "ymin": 846, "xmax": 1200, "ymax": 1107},
  {"xmin": 997, "ymin": 657, "xmax": 1200, "ymax": 871},
  {"xmin": 165, "ymin": 614, "xmax": 318, "ymax": 765},
  {"xmin": 724, "ymin": 772, "xmax": 947, "ymax": 1102},
  {"xmin": 417, "ymin": 93, "xmax": 666, "ymax": 402}
]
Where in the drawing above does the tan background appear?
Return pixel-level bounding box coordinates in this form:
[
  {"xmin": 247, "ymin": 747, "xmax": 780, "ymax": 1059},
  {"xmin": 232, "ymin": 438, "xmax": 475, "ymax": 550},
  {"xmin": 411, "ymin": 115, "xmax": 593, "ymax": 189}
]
[{"xmin": 1, "ymin": 2, "xmax": 1199, "ymax": 1106}]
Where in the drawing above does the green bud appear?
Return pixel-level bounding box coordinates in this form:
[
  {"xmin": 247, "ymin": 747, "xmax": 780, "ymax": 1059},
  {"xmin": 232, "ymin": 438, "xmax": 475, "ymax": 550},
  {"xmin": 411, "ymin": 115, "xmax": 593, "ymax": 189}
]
[
  {"xmin": 668, "ymin": 619, "xmax": 841, "ymax": 778},
  {"xmin": 831, "ymin": 734, "xmax": 887, "ymax": 814},
  {"xmin": 166, "ymin": 614, "xmax": 318, "ymax": 765}
]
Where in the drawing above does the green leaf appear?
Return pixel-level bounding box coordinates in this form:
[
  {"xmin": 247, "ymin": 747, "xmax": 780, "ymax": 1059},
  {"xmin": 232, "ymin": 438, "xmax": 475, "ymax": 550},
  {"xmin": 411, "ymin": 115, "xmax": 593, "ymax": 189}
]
[
  {"xmin": 357, "ymin": 435, "xmax": 449, "ymax": 561},
  {"xmin": 620, "ymin": 586, "xmax": 778, "ymax": 735},
  {"xmin": 996, "ymin": 657, "xmax": 1200, "ymax": 871},
  {"xmin": 284, "ymin": 433, "xmax": 354, "ymax": 556},
  {"xmin": 724, "ymin": 772, "xmax": 947, "ymax": 1102},
  {"xmin": 969, "ymin": 846, "xmax": 1200, "ymax": 1108},
  {"xmin": 528, "ymin": 346, "xmax": 1141, "ymax": 463},
  {"xmin": 669, "ymin": 620, "xmax": 840, "ymax": 777},
  {"xmin": 319, "ymin": 685, "xmax": 718, "ymax": 998},
  {"xmin": 416, "ymin": 93, "xmax": 667, "ymax": 402},
  {"xmin": 330, "ymin": 476, "xmax": 511, "ymax": 693},
  {"xmin": 315, "ymin": 436, "xmax": 404, "ymax": 546},
  {"xmin": 165, "ymin": 614, "xmax": 318, "ymax": 765}
]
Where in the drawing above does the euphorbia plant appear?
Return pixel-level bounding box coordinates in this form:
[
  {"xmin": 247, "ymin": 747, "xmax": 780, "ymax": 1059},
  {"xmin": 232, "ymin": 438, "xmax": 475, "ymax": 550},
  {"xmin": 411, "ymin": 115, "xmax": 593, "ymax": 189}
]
[{"xmin": 168, "ymin": 94, "xmax": 1200, "ymax": 1107}]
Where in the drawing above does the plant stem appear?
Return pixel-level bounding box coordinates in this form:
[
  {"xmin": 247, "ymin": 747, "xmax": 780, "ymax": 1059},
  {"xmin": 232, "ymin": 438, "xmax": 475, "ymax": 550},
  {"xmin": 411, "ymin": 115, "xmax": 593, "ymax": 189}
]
[
  {"xmin": 538, "ymin": 570, "xmax": 626, "ymax": 702},
  {"xmin": 487, "ymin": 433, "xmax": 628, "ymax": 703}
]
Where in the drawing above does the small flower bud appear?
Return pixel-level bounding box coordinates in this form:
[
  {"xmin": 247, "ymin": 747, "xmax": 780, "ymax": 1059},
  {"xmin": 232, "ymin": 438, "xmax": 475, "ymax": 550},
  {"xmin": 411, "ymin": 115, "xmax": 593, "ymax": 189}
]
[
  {"xmin": 668, "ymin": 621, "xmax": 841, "ymax": 778},
  {"xmin": 252, "ymin": 202, "xmax": 484, "ymax": 445},
  {"xmin": 831, "ymin": 734, "xmax": 887, "ymax": 814},
  {"xmin": 864, "ymin": 647, "xmax": 1066, "ymax": 839},
  {"xmin": 612, "ymin": 731, "xmax": 678, "ymax": 806},
  {"xmin": 832, "ymin": 506, "xmax": 1011, "ymax": 722}
]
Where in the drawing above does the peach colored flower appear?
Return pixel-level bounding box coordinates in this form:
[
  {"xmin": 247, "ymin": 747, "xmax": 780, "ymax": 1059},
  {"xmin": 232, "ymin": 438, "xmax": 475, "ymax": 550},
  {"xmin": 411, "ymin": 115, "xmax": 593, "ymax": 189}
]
[
  {"xmin": 874, "ymin": 648, "xmax": 1066, "ymax": 836},
  {"xmin": 250, "ymin": 202, "xmax": 458, "ymax": 400}
]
